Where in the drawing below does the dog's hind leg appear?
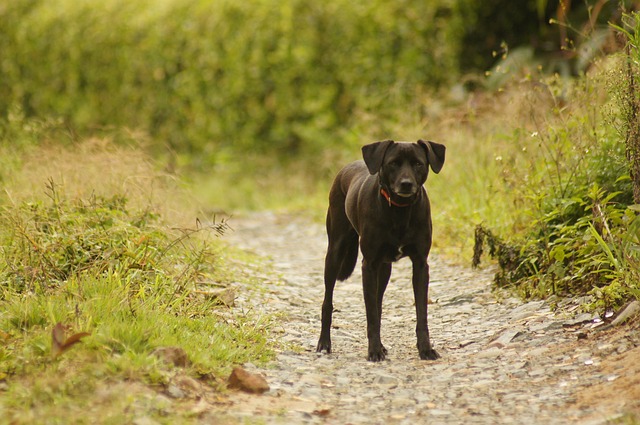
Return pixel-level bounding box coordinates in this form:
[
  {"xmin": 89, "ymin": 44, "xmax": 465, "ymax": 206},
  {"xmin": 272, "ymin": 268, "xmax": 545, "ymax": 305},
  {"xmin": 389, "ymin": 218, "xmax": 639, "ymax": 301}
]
[
  {"xmin": 336, "ymin": 230, "xmax": 358, "ymax": 281},
  {"xmin": 317, "ymin": 207, "xmax": 358, "ymax": 354},
  {"xmin": 317, "ymin": 243, "xmax": 338, "ymax": 353}
]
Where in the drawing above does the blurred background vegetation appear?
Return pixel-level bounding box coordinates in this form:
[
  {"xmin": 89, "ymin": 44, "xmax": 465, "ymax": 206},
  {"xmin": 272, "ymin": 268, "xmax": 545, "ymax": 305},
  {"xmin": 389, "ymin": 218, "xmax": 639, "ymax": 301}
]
[
  {"xmin": 2, "ymin": 0, "xmax": 640, "ymax": 306},
  {"xmin": 0, "ymin": 0, "xmax": 630, "ymax": 162}
]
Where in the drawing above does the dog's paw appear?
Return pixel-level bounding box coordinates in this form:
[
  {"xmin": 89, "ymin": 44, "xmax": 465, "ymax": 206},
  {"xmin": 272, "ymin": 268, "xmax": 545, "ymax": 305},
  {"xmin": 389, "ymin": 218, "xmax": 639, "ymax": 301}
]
[
  {"xmin": 367, "ymin": 344, "xmax": 387, "ymax": 362},
  {"xmin": 418, "ymin": 347, "xmax": 440, "ymax": 360},
  {"xmin": 316, "ymin": 339, "xmax": 331, "ymax": 354},
  {"xmin": 367, "ymin": 350, "xmax": 386, "ymax": 362}
]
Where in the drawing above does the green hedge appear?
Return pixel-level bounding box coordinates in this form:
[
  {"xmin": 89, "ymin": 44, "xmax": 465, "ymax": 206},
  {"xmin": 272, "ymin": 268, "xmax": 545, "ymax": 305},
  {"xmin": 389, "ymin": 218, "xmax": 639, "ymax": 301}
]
[{"xmin": 0, "ymin": 0, "xmax": 460, "ymax": 165}]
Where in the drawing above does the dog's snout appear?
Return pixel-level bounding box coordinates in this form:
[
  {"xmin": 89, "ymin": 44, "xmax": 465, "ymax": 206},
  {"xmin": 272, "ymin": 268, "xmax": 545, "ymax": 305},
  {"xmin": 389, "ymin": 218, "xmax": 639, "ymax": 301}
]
[{"xmin": 399, "ymin": 179, "xmax": 415, "ymax": 193}]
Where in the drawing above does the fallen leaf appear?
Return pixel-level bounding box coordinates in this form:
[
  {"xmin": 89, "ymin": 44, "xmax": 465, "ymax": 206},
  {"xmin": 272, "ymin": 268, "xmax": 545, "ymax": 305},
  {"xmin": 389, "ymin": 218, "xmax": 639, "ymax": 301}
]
[
  {"xmin": 51, "ymin": 322, "xmax": 91, "ymax": 358},
  {"xmin": 0, "ymin": 330, "xmax": 10, "ymax": 341},
  {"xmin": 52, "ymin": 323, "xmax": 66, "ymax": 349},
  {"xmin": 313, "ymin": 408, "xmax": 331, "ymax": 417}
]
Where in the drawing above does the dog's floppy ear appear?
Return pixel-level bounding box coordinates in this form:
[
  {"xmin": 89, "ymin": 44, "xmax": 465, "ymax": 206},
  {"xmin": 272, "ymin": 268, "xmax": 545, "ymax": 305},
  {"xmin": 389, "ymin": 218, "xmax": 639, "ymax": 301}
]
[
  {"xmin": 362, "ymin": 140, "xmax": 394, "ymax": 174},
  {"xmin": 418, "ymin": 140, "xmax": 445, "ymax": 174}
]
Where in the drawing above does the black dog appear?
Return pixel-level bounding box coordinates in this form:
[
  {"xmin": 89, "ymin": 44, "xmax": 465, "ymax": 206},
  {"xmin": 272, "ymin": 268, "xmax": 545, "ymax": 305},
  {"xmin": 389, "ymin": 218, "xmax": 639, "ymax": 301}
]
[{"xmin": 316, "ymin": 140, "xmax": 445, "ymax": 361}]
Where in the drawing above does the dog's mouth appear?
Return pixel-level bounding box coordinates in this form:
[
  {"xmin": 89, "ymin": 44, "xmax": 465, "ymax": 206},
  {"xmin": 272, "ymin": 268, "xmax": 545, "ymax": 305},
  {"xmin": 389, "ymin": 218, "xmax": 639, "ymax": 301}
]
[
  {"xmin": 395, "ymin": 191, "xmax": 415, "ymax": 198},
  {"xmin": 392, "ymin": 188, "xmax": 418, "ymax": 198}
]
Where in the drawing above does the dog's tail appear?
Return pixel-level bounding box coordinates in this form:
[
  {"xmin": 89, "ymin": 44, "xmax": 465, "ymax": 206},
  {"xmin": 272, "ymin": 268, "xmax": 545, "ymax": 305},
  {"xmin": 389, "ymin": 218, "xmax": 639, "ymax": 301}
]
[{"xmin": 336, "ymin": 233, "xmax": 359, "ymax": 281}]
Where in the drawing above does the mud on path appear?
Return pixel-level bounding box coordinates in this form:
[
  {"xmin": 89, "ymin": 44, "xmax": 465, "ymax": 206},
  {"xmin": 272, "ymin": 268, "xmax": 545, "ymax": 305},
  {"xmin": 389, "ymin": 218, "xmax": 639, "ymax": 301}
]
[{"xmin": 217, "ymin": 212, "xmax": 640, "ymax": 425}]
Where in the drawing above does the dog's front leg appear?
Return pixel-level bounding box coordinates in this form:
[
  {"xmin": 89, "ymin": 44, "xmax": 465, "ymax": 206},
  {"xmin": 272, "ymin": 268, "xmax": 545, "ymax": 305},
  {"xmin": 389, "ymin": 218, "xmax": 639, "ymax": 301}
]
[
  {"xmin": 362, "ymin": 258, "xmax": 387, "ymax": 361},
  {"xmin": 412, "ymin": 259, "xmax": 440, "ymax": 360}
]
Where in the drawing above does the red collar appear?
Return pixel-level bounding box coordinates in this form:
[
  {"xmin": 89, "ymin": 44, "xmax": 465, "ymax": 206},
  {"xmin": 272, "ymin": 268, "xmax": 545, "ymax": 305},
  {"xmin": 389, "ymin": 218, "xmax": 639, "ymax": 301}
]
[{"xmin": 380, "ymin": 188, "xmax": 412, "ymax": 207}]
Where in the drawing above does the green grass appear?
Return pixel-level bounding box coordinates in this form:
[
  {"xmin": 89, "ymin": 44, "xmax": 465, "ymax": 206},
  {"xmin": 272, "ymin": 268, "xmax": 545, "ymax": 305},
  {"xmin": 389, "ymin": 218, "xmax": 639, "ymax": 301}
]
[{"xmin": 0, "ymin": 135, "xmax": 277, "ymax": 424}]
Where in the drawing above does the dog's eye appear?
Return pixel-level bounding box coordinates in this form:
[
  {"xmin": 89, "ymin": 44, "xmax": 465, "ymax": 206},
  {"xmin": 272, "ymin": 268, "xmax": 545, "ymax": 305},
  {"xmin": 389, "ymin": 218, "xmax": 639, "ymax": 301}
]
[{"xmin": 413, "ymin": 161, "xmax": 423, "ymax": 168}]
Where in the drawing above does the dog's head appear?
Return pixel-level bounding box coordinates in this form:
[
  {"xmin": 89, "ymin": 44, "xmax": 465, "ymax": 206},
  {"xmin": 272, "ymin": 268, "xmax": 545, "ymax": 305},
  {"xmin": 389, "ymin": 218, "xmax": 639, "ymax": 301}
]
[{"xmin": 362, "ymin": 140, "xmax": 445, "ymax": 198}]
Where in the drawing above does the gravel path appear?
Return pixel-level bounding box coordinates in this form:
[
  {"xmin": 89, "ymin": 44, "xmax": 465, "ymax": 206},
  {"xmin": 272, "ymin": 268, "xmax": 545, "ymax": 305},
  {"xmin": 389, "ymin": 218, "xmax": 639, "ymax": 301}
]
[{"xmin": 218, "ymin": 211, "xmax": 640, "ymax": 425}]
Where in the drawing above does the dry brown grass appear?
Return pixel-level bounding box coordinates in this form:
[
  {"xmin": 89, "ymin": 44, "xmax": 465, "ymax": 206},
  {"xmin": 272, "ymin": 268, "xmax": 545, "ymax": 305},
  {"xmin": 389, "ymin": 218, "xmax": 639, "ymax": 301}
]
[{"xmin": 3, "ymin": 137, "xmax": 199, "ymax": 227}]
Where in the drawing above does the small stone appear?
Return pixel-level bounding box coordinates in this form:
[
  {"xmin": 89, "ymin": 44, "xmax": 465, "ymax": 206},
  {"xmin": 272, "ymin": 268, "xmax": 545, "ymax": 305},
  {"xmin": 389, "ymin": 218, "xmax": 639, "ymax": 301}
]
[
  {"xmin": 211, "ymin": 288, "xmax": 236, "ymax": 307},
  {"xmin": 476, "ymin": 347, "xmax": 502, "ymax": 359},
  {"xmin": 173, "ymin": 375, "xmax": 201, "ymax": 394},
  {"xmin": 227, "ymin": 367, "xmax": 270, "ymax": 394},
  {"xmin": 152, "ymin": 346, "xmax": 190, "ymax": 368},
  {"xmin": 563, "ymin": 312, "xmax": 597, "ymax": 327},
  {"xmin": 166, "ymin": 384, "xmax": 186, "ymax": 399},
  {"xmin": 487, "ymin": 329, "xmax": 521, "ymax": 348},
  {"xmin": 526, "ymin": 346, "xmax": 548, "ymax": 357},
  {"xmin": 190, "ymin": 399, "xmax": 212, "ymax": 415},
  {"xmin": 611, "ymin": 301, "xmax": 640, "ymax": 326},
  {"xmin": 510, "ymin": 301, "xmax": 546, "ymax": 321},
  {"xmin": 458, "ymin": 340, "xmax": 476, "ymax": 348},
  {"xmin": 373, "ymin": 373, "xmax": 399, "ymax": 386},
  {"xmin": 430, "ymin": 409, "xmax": 453, "ymax": 416},
  {"xmin": 528, "ymin": 368, "xmax": 546, "ymax": 377},
  {"xmin": 336, "ymin": 376, "xmax": 351, "ymax": 386}
]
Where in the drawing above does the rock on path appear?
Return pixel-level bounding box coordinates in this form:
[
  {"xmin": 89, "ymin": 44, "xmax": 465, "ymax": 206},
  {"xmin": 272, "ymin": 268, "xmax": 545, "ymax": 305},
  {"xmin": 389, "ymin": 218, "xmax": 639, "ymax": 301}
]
[{"xmin": 216, "ymin": 212, "xmax": 640, "ymax": 424}]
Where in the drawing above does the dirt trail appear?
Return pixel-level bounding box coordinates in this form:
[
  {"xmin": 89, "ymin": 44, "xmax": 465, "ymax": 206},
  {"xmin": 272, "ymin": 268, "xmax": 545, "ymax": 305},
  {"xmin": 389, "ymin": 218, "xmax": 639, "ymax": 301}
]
[{"xmin": 216, "ymin": 212, "xmax": 640, "ymax": 425}]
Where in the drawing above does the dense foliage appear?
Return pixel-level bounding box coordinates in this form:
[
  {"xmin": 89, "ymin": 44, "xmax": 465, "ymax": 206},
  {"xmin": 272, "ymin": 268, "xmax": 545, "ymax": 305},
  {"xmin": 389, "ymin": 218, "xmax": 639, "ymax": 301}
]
[
  {"xmin": 3, "ymin": 0, "xmax": 630, "ymax": 167},
  {"xmin": 0, "ymin": 0, "xmax": 465, "ymax": 165},
  {"xmin": 456, "ymin": 0, "xmax": 630, "ymax": 72},
  {"xmin": 473, "ymin": 12, "xmax": 640, "ymax": 312}
]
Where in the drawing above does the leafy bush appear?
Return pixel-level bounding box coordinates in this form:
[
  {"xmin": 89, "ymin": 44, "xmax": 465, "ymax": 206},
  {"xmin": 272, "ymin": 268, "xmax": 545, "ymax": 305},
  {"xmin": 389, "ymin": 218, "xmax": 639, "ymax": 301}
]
[
  {"xmin": 472, "ymin": 24, "xmax": 640, "ymax": 312},
  {"xmin": 0, "ymin": 0, "xmax": 462, "ymax": 166},
  {"xmin": 474, "ymin": 186, "xmax": 640, "ymax": 312},
  {"xmin": 455, "ymin": 0, "xmax": 633, "ymax": 73},
  {"xmin": 5, "ymin": 182, "xmax": 160, "ymax": 291},
  {"xmin": 0, "ymin": 174, "xmax": 233, "ymax": 315}
]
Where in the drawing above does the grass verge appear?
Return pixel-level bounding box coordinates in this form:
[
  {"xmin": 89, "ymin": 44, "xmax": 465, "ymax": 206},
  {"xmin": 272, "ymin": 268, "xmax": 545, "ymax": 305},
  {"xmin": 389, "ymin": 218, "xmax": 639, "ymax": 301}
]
[{"xmin": 0, "ymin": 132, "xmax": 276, "ymax": 424}]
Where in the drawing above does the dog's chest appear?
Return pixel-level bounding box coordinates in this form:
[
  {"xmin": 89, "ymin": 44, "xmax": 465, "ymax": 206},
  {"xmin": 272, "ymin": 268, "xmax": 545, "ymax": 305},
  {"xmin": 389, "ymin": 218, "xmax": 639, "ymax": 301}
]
[
  {"xmin": 379, "ymin": 242, "xmax": 410, "ymax": 262},
  {"xmin": 386, "ymin": 216, "xmax": 412, "ymax": 241},
  {"xmin": 393, "ymin": 245, "xmax": 406, "ymax": 261},
  {"xmin": 382, "ymin": 225, "xmax": 413, "ymax": 261}
]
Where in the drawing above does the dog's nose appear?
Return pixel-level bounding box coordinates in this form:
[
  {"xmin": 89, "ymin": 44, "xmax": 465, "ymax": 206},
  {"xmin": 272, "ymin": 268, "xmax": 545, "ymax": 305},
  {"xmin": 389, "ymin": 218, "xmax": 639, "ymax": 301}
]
[{"xmin": 399, "ymin": 180, "xmax": 414, "ymax": 193}]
